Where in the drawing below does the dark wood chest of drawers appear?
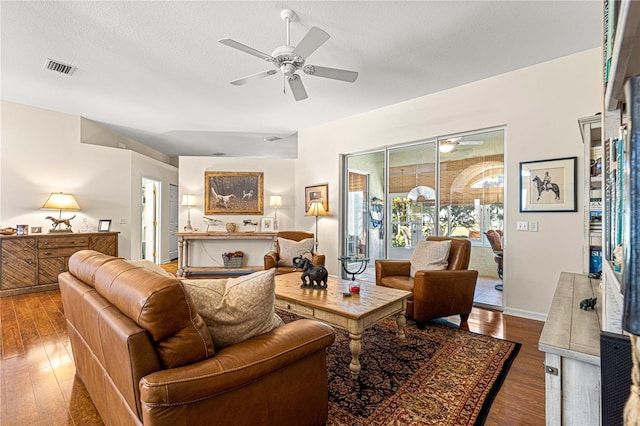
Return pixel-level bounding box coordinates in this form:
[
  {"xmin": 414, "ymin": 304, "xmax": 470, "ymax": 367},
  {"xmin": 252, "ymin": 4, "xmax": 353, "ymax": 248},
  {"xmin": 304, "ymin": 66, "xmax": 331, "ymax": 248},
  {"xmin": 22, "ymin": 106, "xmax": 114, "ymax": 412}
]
[{"xmin": 0, "ymin": 232, "xmax": 118, "ymax": 295}]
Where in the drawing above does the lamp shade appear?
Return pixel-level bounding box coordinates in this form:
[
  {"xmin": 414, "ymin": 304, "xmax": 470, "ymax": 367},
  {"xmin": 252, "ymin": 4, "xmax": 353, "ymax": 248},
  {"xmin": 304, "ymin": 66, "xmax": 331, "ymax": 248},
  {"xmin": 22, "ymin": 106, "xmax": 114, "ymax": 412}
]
[
  {"xmin": 306, "ymin": 201, "xmax": 330, "ymax": 217},
  {"xmin": 181, "ymin": 194, "xmax": 197, "ymax": 207},
  {"xmin": 41, "ymin": 192, "xmax": 80, "ymax": 210},
  {"xmin": 269, "ymin": 195, "xmax": 282, "ymax": 208}
]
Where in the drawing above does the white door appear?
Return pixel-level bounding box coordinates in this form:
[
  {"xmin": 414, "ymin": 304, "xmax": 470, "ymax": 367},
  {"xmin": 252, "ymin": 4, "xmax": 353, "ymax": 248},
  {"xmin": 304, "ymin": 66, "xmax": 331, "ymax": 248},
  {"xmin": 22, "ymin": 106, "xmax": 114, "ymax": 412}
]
[{"xmin": 141, "ymin": 178, "xmax": 160, "ymax": 262}]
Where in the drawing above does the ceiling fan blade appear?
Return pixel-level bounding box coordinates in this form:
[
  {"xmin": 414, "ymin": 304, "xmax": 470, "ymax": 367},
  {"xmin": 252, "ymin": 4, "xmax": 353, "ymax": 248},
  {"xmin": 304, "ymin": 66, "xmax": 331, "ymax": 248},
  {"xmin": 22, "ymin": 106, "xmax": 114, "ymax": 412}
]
[
  {"xmin": 218, "ymin": 38, "xmax": 273, "ymax": 61},
  {"xmin": 303, "ymin": 65, "xmax": 358, "ymax": 82},
  {"xmin": 292, "ymin": 27, "xmax": 330, "ymax": 59},
  {"xmin": 459, "ymin": 140, "xmax": 484, "ymax": 145},
  {"xmin": 230, "ymin": 70, "xmax": 278, "ymax": 86},
  {"xmin": 287, "ymin": 74, "xmax": 308, "ymax": 101}
]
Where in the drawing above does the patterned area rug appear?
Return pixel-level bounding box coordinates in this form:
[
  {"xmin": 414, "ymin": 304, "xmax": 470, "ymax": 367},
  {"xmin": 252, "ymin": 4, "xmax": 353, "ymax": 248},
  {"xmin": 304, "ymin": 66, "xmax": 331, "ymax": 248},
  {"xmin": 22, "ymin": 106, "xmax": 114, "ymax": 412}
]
[{"xmin": 278, "ymin": 311, "xmax": 520, "ymax": 426}]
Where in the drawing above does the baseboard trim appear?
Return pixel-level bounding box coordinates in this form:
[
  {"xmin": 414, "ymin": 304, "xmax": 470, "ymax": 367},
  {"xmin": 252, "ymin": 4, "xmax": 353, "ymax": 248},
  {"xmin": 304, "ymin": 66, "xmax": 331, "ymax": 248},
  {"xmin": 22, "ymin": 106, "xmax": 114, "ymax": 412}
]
[{"xmin": 503, "ymin": 307, "xmax": 547, "ymax": 322}]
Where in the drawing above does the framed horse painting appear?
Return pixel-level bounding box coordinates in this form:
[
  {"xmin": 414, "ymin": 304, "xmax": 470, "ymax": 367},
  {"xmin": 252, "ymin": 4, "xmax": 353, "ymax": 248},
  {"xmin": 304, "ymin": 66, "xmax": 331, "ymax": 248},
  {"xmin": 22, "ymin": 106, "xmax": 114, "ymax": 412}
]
[{"xmin": 520, "ymin": 156, "xmax": 577, "ymax": 212}]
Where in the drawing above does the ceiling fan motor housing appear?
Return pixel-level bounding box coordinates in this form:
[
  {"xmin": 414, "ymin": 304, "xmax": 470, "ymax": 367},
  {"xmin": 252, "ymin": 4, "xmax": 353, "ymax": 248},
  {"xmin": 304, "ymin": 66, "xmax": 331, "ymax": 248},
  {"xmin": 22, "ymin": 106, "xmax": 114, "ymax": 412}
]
[{"xmin": 271, "ymin": 46, "xmax": 305, "ymax": 75}]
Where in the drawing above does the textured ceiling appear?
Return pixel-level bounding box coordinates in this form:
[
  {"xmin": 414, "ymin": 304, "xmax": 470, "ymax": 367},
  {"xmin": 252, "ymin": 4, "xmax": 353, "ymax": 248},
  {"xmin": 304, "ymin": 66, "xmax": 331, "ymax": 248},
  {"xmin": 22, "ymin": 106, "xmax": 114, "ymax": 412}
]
[{"xmin": 1, "ymin": 1, "xmax": 602, "ymax": 158}]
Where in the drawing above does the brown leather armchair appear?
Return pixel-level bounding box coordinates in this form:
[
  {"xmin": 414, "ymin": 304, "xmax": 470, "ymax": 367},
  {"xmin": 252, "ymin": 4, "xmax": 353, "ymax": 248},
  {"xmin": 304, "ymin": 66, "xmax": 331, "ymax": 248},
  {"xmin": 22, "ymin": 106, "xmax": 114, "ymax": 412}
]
[
  {"xmin": 264, "ymin": 231, "xmax": 326, "ymax": 274},
  {"xmin": 375, "ymin": 236, "xmax": 478, "ymax": 328}
]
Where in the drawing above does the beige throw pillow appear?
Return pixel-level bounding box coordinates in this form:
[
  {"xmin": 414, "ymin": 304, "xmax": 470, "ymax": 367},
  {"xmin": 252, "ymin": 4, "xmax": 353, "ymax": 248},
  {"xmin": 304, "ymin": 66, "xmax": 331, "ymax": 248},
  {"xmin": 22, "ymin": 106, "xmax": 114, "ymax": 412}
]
[
  {"xmin": 277, "ymin": 237, "xmax": 313, "ymax": 267},
  {"xmin": 182, "ymin": 269, "xmax": 283, "ymax": 348},
  {"xmin": 410, "ymin": 240, "xmax": 452, "ymax": 278},
  {"xmin": 126, "ymin": 259, "xmax": 175, "ymax": 278}
]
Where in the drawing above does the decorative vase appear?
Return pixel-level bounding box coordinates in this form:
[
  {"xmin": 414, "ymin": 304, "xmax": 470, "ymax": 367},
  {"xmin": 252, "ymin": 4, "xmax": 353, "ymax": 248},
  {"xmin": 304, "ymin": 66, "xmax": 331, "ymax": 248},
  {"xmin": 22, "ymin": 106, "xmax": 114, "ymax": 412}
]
[{"xmin": 226, "ymin": 222, "xmax": 237, "ymax": 232}]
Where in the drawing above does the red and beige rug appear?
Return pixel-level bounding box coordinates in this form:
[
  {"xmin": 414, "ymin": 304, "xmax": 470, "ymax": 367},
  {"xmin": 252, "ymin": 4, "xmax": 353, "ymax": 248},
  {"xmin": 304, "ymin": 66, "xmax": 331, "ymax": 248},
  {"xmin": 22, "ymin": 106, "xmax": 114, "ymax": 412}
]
[{"xmin": 279, "ymin": 312, "xmax": 520, "ymax": 426}]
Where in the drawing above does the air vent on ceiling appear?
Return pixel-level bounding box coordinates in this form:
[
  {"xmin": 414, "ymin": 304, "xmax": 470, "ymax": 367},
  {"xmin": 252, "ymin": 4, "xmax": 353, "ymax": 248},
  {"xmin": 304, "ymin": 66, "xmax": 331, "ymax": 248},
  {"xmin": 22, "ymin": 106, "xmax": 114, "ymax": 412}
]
[
  {"xmin": 211, "ymin": 152, "xmax": 226, "ymax": 157},
  {"xmin": 44, "ymin": 58, "xmax": 76, "ymax": 75}
]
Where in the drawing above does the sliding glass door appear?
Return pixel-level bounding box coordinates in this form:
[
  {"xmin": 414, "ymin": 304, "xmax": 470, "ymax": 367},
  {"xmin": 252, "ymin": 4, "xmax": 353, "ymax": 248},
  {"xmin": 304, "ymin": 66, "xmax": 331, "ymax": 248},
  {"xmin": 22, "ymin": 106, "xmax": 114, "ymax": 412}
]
[
  {"xmin": 344, "ymin": 151, "xmax": 385, "ymax": 282},
  {"xmin": 387, "ymin": 141, "xmax": 437, "ymax": 259},
  {"xmin": 341, "ymin": 127, "xmax": 504, "ymax": 308}
]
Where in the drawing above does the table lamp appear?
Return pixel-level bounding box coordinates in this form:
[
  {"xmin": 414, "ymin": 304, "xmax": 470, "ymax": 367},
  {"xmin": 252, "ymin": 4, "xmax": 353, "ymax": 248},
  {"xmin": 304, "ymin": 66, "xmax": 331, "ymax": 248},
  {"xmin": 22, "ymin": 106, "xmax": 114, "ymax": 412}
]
[
  {"xmin": 269, "ymin": 195, "xmax": 282, "ymax": 230},
  {"xmin": 41, "ymin": 192, "xmax": 81, "ymax": 233},
  {"xmin": 182, "ymin": 194, "xmax": 197, "ymax": 231},
  {"xmin": 305, "ymin": 201, "xmax": 330, "ymax": 251}
]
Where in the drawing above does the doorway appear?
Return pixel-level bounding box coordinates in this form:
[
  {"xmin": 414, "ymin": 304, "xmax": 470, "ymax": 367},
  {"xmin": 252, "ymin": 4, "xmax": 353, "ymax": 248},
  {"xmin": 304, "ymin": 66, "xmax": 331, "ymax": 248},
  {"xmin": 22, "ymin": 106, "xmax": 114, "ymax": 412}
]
[
  {"xmin": 343, "ymin": 151, "xmax": 385, "ymax": 282},
  {"xmin": 342, "ymin": 128, "xmax": 504, "ymax": 310},
  {"xmin": 169, "ymin": 184, "xmax": 179, "ymax": 260},
  {"xmin": 141, "ymin": 178, "xmax": 160, "ymax": 262}
]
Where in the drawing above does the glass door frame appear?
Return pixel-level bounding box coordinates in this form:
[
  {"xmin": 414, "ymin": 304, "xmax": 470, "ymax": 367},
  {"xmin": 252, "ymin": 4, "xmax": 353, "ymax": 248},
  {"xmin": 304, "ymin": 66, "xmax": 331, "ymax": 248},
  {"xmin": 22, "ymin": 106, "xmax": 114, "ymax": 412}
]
[{"xmin": 340, "ymin": 125, "xmax": 505, "ymax": 266}]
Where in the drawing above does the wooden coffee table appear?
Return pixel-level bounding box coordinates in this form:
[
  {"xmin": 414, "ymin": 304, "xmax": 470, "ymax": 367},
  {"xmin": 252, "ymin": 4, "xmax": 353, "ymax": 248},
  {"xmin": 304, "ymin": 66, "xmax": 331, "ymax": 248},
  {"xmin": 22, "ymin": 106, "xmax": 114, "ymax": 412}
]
[{"xmin": 274, "ymin": 272, "xmax": 411, "ymax": 379}]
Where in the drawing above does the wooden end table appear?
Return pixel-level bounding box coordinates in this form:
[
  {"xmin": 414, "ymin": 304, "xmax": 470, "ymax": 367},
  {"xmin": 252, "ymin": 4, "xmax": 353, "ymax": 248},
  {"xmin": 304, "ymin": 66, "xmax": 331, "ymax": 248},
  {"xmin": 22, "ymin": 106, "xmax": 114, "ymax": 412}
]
[{"xmin": 274, "ymin": 272, "xmax": 411, "ymax": 379}]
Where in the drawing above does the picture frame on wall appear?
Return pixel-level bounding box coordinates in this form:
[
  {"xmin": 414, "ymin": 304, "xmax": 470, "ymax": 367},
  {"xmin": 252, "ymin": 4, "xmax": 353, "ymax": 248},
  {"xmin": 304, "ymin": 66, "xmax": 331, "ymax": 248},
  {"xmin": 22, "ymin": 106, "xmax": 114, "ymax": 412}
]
[
  {"xmin": 260, "ymin": 217, "xmax": 274, "ymax": 232},
  {"xmin": 204, "ymin": 171, "xmax": 264, "ymax": 215},
  {"xmin": 519, "ymin": 156, "xmax": 577, "ymax": 212},
  {"xmin": 305, "ymin": 183, "xmax": 329, "ymax": 212},
  {"xmin": 98, "ymin": 219, "xmax": 112, "ymax": 232}
]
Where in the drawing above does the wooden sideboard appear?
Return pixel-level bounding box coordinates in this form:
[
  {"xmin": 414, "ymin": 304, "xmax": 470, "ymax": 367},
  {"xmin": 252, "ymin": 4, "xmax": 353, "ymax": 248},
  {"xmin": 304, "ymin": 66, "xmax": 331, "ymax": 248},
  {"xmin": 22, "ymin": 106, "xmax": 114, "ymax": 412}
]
[
  {"xmin": 0, "ymin": 232, "xmax": 118, "ymax": 296},
  {"xmin": 175, "ymin": 231, "xmax": 277, "ymax": 278},
  {"xmin": 538, "ymin": 272, "xmax": 601, "ymax": 425}
]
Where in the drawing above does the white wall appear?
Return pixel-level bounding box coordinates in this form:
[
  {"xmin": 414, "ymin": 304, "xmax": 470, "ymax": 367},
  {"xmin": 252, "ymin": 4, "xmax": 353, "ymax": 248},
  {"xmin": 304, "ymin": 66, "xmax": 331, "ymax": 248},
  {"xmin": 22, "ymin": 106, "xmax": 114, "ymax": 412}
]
[
  {"xmin": 0, "ymin": 101, "xmax": 178, "ymax": 261},
  {"xmin": 178, "ymin": 156, "xmax": 295, "ymax": 267},
  {"xmin": 294, "ymin": 49, "xmax": 602, "ymax": 320}
]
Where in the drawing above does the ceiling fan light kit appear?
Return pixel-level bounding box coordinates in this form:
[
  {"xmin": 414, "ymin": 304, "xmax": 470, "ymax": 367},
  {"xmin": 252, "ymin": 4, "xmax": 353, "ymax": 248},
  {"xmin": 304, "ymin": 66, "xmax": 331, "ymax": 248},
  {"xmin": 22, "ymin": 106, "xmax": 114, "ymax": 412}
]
[
  {"xmin": 219, "ymin": 8, "xmax": 358, "ymax": 101},
  {"xmin": 439, "ymin": 137, "xmax": 484, "ymax": 153}
]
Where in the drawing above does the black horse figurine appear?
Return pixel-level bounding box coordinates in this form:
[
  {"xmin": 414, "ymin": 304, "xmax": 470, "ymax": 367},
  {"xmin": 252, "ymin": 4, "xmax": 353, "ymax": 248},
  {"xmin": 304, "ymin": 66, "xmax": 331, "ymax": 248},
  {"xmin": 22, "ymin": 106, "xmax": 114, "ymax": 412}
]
[
  {"xmin": 532, "ymin": 175, "xmax": 560, "ymax": 201},
  {"xmin": 293, "ymin": 256, "xmax": 328, "ymax": 289}
]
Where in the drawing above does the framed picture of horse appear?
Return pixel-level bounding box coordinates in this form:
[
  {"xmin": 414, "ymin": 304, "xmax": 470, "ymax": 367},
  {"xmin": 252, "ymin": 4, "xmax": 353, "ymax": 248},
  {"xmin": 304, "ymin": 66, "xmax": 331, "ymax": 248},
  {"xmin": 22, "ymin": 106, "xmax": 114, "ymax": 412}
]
[{"xmin": 520, "ymin": 156, "xmax": 577, "ymax": 212}]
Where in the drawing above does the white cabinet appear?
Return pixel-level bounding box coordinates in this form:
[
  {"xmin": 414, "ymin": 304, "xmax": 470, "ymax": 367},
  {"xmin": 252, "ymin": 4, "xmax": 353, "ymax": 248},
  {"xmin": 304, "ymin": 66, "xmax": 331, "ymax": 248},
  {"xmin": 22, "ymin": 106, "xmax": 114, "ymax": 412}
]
[
  {"xmin": 539, "ymin": 272, "xmax": 602, "ymax": 425},
  {"xmin": 579, "ymin": 116, "xmax": 603, "ymax": 275}
]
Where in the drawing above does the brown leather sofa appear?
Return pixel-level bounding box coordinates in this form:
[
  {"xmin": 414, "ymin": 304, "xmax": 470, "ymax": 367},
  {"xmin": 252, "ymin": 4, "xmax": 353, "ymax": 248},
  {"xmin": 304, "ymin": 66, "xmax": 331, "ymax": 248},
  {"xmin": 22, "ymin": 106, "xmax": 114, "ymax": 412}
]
[
  {"xmin": 375, "ymin": 236, "xmax": 478, "ymax": 328},
  {"xmin": 59, "ymin": 250, "xmax": 335, "ymax": 426},
  {"xmin": 264, "ymin": 231, "xmax": 326, "ymax": 274}
]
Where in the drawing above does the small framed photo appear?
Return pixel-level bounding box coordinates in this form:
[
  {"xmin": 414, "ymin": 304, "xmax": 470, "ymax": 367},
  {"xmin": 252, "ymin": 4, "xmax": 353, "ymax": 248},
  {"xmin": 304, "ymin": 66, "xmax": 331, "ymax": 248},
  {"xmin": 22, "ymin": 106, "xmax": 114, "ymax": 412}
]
[
  {"xmin": 305, "ymin": 183, "xmax": 329, "ymax": 212},
  {"xmin": 98, "ymin": 219, "xmax": 112, "ymax": 232},
  {"xmin": 260, "ymin": 217, "xmax": 274, "ymax": 232},
  {"xmin": 520, "ymin": 156, "xmax": 577, "ymax": 212}
]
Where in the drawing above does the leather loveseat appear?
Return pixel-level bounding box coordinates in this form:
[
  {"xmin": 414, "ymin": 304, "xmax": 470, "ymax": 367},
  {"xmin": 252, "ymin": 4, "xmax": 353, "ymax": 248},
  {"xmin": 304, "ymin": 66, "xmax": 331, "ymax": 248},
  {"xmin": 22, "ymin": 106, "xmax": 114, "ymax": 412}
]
[{"xmin": 59, "ymin": 250, "xmax": 335, "ymax": 425}]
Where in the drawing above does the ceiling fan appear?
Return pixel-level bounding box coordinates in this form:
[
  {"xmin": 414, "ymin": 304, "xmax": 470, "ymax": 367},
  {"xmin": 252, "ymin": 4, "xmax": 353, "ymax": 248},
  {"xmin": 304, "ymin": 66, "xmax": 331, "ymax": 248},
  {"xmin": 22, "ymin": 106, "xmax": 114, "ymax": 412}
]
[
  {"xmin": 439, "ymin": 137, "xmax": 484, "ymax": 153},
  {"xmin": 218, "ymin": 9, "xmax": 358, "ymax": 101}
]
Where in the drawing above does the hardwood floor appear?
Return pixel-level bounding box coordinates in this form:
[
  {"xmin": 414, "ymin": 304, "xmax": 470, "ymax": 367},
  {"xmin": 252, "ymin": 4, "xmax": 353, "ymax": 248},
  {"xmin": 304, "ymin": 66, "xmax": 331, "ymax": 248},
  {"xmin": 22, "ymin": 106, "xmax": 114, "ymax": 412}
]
[{"xmin": 0, "ymin": 280, "xmax": 545, "ymax": 425}]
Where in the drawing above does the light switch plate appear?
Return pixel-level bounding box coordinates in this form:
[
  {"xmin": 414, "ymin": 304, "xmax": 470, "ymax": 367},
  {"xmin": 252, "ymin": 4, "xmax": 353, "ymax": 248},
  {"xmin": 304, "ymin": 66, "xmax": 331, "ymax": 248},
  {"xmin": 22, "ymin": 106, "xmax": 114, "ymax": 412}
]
[
  {"xmin": 517, "ymin": 221, "xmax": 529, "ymax": 231},
  {"xmin": 530, "ymin": 221, "xmax": 539, "ymax": 232}
]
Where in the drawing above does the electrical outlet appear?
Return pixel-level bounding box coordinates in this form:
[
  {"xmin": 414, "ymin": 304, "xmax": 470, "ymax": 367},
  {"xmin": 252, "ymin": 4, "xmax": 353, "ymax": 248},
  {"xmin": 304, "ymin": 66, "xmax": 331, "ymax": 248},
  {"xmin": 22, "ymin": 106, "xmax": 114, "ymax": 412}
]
[
  {"xmin": 530, "ymin": 221, "xmax": 539, "ymax": 232},
  {"xmin": 516, "ymin": 221, "xmax": 529, "ymax": 231}
]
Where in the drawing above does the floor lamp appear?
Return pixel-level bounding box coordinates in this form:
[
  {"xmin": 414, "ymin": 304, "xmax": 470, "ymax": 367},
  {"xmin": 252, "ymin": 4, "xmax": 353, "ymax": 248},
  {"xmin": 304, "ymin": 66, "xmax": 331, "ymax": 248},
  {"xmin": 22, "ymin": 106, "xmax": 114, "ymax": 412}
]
[
  {"xmin": 182, "ymin": 194, "xmax": 196, "ymax": 231},
  {"xmin": 269, "ymin": 195, "xmax": 282, "ymax": 230},
  {"xmin": 306, "ymin": 201, "xmax": 330, "ymax": 252}
]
